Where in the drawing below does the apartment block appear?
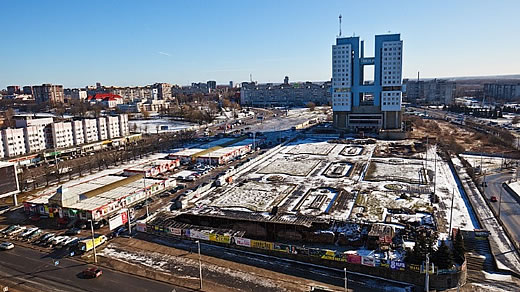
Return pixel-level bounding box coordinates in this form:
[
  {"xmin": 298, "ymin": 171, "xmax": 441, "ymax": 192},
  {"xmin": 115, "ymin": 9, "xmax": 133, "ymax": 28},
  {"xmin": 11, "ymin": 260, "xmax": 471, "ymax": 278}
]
[
  {"xmin": 51, "ymin": 122, "xmax": 74, "ymax": 149},
  {"xmin": 404, "ymin": 79, "xmax": 455, "ymax": 105},
  {"xmin": 32, "ymin": 84, "xmax": 64, "ymax": 103},
  {"xmin": 118, "ymin": 114, "xmax": 129, "ymax": 136},
  {"xmin": 106, "ymin": 116, "xmax": 120, "ymax": 139},
  {"xmin": 23, "ymin": 126, "xmax": 46, "ymax": 153},
  {"xmin": 97, "ymin": 117, "xmax": 108, "ymax": 140},
  {"xmin": 484, "ymin": 83, "xmax": 520, "ymax": 100},
  {"xmin": 71, "ymin": 120, "xmax": 85, "ymax": 145},
  {"xmin": 2, "ymin": 128, "xmax": 27, "ymax": 157},
  {"xmin": 82, "ymin": 119, "xmax": 99, "ymax": 143},
  {"xmin": 240, "ymin": 78, "xmax": 331, "ymax": 107}
]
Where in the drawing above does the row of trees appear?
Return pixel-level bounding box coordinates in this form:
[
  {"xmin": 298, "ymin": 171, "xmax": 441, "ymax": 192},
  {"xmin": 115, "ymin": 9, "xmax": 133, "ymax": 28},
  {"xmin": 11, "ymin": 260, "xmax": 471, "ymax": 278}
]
[{"xmin": 405, "ymin": 228, "xmax": 465, "ymax": 270}]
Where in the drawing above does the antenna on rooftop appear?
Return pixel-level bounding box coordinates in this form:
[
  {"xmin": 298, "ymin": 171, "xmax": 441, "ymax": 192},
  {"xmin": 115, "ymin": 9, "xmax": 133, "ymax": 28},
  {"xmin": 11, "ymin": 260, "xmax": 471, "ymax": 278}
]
[{"xmin": 338, "ymin": 14, "xmax": 342, "ymax": 37}]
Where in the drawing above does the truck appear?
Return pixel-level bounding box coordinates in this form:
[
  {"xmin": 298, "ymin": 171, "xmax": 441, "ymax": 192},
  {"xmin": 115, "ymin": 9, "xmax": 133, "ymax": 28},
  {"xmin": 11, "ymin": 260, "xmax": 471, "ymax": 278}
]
[{"xmin": 78, "ymin": 235, "xmax": 107, "ymax": 252}]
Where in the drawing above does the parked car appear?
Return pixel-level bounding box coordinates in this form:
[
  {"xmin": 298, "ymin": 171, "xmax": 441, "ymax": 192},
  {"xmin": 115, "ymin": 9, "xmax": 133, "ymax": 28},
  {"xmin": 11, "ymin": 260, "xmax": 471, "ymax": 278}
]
[
  {"xmin": 65, "ymin": 228, "xmax": 81, "ymax": 235},
  {"xmin": 51, "ymin": 236, "xmax": 70, "ymax": 247},
  {"xmin": 82, "ymin": 267, "xmax": 102, "ymax": 278},
  {"xmin": 24, "ymin": 229, "xmax": 42, "ymax": 241},
  {"xmin": 0, "ymin": 242, "xmax": 14, "ymax": 250},
  {"xmin": 490, "ymin": 196, "xmax": 498, "ymax": 202},
  {"xmin": 1, "ymin": 225, "xmax": 19, "ymax": 236},
  {"xmin": 43, "ymin": 235, "xmax": 58, "ymax": 246},
  {"xmin": 75, "ymin": 221, "xmax": 88, "ymax": 229},
  {"xmin": 19, "ymin": 227, "xmax": 39, "ymax": 239},
  {"xmin": 58, "ymin": 237, "xmax": 78, "ymax": 248},
  {"xmin": 6, "ymin": 226, "xmax": 26, "ymax": 237},
  {"xmin": 35, "ymin": 233, "xmax": 54, "ymax": 244},
  {"xmin": 0, "ymin": 205, "xmax": 10, "ymax": 215},
  {"xmin": 159, "ymin": 192, "xmax": 170, "ymax": 198}
]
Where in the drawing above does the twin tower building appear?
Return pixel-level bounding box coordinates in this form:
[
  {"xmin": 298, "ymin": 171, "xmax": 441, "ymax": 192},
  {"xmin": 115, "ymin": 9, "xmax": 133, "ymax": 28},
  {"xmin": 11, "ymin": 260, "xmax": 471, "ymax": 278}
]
[{"xmin": 332, "ymin": 34, "xmax": 403, "ymax": 132}]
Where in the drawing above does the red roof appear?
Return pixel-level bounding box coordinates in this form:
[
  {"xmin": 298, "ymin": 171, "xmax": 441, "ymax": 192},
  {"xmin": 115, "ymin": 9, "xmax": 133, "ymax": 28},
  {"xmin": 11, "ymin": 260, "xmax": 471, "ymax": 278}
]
[{"xmin": 87, "ymin": 93, "xmax": 122, "ymax": 101}]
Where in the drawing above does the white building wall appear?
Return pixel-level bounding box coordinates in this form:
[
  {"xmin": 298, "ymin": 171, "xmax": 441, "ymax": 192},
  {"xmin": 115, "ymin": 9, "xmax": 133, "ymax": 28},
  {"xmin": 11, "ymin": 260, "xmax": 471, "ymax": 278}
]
[
  {"xmin": 97, "ymin": 117, "xmax": 108, "ymax": 140},
  {"xmin": 381, "ymin": 41, "xmax": 403, "ymax": 87},
  {"xmin": 118, "ymin": 114, "xmax": 129, "ymax": 136},
  {"xmin": 23, "ymin": 126, "xmax": 46, "ymax": 153},
  {"xmin": 2, "ymin": 128, "xmax": 27, "ymax": 157},
  {"xmin": 51, "ymin": 122, "xmax": 74, "ymax": 149},
  {"xmin": 71, "ymin": 90, "xmax": 87, "ymax": 101},
  {"xmin": 381, "ymin": 91, "xmax": 402, "ymax": 111},
  {"xmin": 15, "ymin": 117, "xmax": 54, "ymax": 128},
  {"xmin": 71, "ymin": 120, "xmax": 85, "ymax": 145},
  {"xmin": 0, "ymin": 139, "xmax": 4, "ymax": 158},
  {"xmin": 332, "ymin": 44, "xmax": 352, "ymax": 112},
  {"xmin": 106, "ymin": 116, "xmax": 120, "ymax": 139},
  {"xmin": 82, "ymin": 119, "xmax": 99, "ymax": 143}
]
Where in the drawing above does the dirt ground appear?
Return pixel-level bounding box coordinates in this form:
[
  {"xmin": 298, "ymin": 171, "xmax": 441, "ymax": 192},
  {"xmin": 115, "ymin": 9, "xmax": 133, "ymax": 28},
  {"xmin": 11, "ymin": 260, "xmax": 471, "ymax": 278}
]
[
  {"xmin": 409, "ymin": 118, "xmax": 514, "ymax": 154},
  {"xmin": 90, "ymin": 237, "xmax": 345, "ymax": 292}
]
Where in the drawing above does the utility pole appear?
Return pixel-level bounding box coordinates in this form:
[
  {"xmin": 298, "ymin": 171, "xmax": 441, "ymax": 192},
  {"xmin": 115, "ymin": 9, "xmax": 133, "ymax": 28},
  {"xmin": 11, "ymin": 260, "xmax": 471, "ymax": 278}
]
[
  {"xmin": 433, "ymin": 144, "xmax": 437, "ymax": 199},
  {"xmin": 89, "ymin": 219, "xmax": 97, "ymax": 264},
  {"xmin": 344, "ymin": 267, "xmax": 348, "ymax": 292},
  {"xmin": 425, "ymin": 136, "xmax": 429, "ymax": 171},
  {"xmin": 498, "ymin": 184, "xmax": 503, "ymax": 218},
  {"xmin": 449, "ymin": 188, "xmax": 455, "ymax": 237},
  {"xmin": 425, "ymin": 253, "xmax": 430, "ymax": 292},
  {"xmin": 127, "ymin": 208, "xmax": 132, "ymax": 236},
  {"xmin": 196, "ymin": 240, "xmax": 203, "ymax": 290}
]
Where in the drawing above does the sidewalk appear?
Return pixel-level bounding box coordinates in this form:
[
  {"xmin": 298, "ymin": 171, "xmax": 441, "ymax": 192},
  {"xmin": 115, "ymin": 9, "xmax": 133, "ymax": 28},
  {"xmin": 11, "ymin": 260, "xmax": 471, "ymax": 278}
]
[{"xmin": 451, "ymin": 155, "xmax": 520, "ymax": 277}]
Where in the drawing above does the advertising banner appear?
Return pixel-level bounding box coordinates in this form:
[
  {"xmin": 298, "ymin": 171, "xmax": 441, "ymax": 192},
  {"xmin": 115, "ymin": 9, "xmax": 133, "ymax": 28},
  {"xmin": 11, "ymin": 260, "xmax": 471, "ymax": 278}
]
[
  {"xmin": 250, "ymin": 240, "xmax": 274, "ymax": 250},
  {"xmin": 273, "ymin": 243, "xmax": 291, "ymax": 253},
  {"xmin": 347, "ymin": 254, "xmax": 362, "ymax": 264},
  {"xmin": 109, "ymin": 210, "xmax": 129, "ymax": 231},
  {"xmin": 362, "ymin": 256, "xmax": 376, "ymax": 267},
  {"xmin": 293, "ymin": 246, "xmax": 309, "ymax": 255},
  {"xmin": 380, "ymin": 259, "xmax": 389, "ymax": 268},
  {"xmin": 209, "ymin": 234, "xmax": 231, "ymax": 244},
  {"xmin": 190, "ymin": 230, "xmax": 210, "ymax": 241},
  {"xmin": 408, "ymin": 264, "xmax": 421, "ymax": 272},
  {"xmin": 168, "ymin": 227, "xmax": 182, "ymax": 236},
  {"xmin": 233, "ymin": 237, "xmax": 251, "ymax": 247},
  {"xmin": 390, "ymin": 260, "xmax": 406, "ymax": 271}
]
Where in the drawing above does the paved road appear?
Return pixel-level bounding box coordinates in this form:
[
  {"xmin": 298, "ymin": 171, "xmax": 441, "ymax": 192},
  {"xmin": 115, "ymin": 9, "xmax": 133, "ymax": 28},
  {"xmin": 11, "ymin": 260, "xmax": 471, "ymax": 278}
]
[
  {"xmin": 0, "ymin": 245, "xmax": 190, "ymax": 292},
  {"xmin": 484, "ymin": 172, "xmax": 520, "ymax": 244}
]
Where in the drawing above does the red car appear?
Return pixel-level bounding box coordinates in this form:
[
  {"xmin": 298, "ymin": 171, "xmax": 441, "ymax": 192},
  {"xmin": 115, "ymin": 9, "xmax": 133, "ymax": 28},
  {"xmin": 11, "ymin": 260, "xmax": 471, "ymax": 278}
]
[
  {"xmin": 82, "ymin": 267, "xmax": 103, "ymax": 278},
  {"xmin": 490, "ymin": 196, "xmax": 498, "ymax": 202}
]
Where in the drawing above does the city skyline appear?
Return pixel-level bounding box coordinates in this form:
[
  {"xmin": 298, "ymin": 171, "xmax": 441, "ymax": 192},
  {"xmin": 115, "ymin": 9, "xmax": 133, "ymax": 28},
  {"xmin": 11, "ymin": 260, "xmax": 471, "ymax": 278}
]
[{"xmin": 1, "ymin": 0, "xmax": 519, "ymax": 89}]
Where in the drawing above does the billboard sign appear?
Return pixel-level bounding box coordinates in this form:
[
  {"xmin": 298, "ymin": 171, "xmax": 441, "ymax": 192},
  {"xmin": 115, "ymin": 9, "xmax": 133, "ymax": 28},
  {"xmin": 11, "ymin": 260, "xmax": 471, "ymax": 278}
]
[
  {"xmin": 0, "ymin": 163, "xmax": 19, "ymax": 198},
  {"xmin": 108, "ymin": 209, "xmax": 128, "ymax": 230}
]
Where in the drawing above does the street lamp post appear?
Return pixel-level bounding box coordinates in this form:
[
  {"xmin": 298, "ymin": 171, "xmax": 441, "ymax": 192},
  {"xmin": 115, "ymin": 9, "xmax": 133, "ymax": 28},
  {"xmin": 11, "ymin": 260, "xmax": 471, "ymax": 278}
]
[
  {"xmin": 89, "ymin": 219, "xmax": 97, "ymax": 264},
  {"xmin": 195, "ymin": 240, "xmax": 203, "ymax": 290}
]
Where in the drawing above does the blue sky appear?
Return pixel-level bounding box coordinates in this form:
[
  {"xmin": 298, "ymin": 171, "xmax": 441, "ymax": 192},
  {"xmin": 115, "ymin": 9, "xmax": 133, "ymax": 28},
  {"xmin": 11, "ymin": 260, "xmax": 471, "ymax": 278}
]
[{"xmin": 1, "ymin": 0, "xmax": 519, "ymax": 89}]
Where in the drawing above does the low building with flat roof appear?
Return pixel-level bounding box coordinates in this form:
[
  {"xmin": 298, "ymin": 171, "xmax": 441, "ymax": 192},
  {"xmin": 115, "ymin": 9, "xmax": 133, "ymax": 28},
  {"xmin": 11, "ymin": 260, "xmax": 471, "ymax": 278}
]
[{"xmin": 25, "ymin": 174, "xmax": 174, "ymax": 222}]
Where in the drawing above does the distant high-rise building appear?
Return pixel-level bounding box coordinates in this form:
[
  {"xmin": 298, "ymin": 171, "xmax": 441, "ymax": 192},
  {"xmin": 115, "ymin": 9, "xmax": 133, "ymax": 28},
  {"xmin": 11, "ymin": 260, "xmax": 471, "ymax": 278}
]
[
  {"xmin": 32, "ymin": 84, "xmax": 64, "ymax": 103},
  {"xmin": 152, "ymin": 83, "xmax": 172, "ymax": 100},
  {"xmin": 404, "ymin": 79, "xmax": 455, "ymax": 105},
  {"xmin": 332, "ymin": 34, "xmax": 403, "ymax": 131},
  {"xmin": 284, "ymin": 76, "xmax": 289, "ymax": 85},
  {"xmin": 22, "ymin": 86, "xmax": 33, "ymax": 95},
  {"xmin": 207, "ymin": 80, "xmax": 217, "ymax": 91},
  {"xmin": 484, "ymin": 83, "xmax": 520, "ymax": 100},
  {"xmin": 7, "ymin": 86, "xmax": 20, "ymax": 95},
  {"xmin": 229, "ymin": 81, "xmax": 234, "ymax": 89}
]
